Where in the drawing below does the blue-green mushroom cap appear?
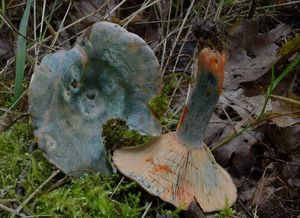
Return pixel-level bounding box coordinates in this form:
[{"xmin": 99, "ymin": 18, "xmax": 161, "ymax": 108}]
[{"xmin": 29, "ymin": 22, "xmax": 162, "ymax": 176}]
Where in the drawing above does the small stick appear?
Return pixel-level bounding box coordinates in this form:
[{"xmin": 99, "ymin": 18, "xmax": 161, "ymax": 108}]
[
  {"xmin": 141, "ymin": 202, "xmax": 152, "ymax": 218},
  {"xmin": 248, "ymin": 0, "xmax": 257, "ymax": 19},
  {"xmin": 221, "ymin": 105, "xmax": 237, "ymax": 134},
  {"xmin": 109, "ymin": 177, "xmax": 125, "ymax": 199},
  {"xmin": 214, "ymin": 0, "xmax": 225, "ymax": 22},
  {"xmin": 237, "ymin": 198, "xmax": 254, "ymax": 218},
  {"xmin": 10, "ymin": 170, "xmax": 60, "ymax": 218},
  {"xmin": 0, "ymin": 203, "xmax": 25, "ymax": 216}
]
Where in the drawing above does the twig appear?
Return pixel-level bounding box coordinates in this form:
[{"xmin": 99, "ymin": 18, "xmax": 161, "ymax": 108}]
[
  {"xmin": 221, "ymin": 105, "xmax": 237, "ymax": 134},
  {"xmin": 60, "ymin": 0, "xmax": 127, "ymax": 47},
  {"xmin": 248, "ymin": 0, "xmax": 257, "ymax": 19},
  {"xmin": 0, "ymin": 203, "xmax": 25, "ymax": 216},
  {"xmin": 204, "ymin": 0, "xmax": 212, "ymax": 21},
  {"xmin": 253, "ymin": 163, "xmax": 274, "ymax": 217},
  {"xmin": 0, "ymin": 89, "xmax": 28, "ymax": 120},
  {"xmin": 50, "ymin": 0, "xmax": 72, "ymax": 46},
  {"xmin": 0, "ymin": 10, "xmax": 55, "ymax": 51},
  {"xmin": 240, "ymin": 1, "xmax": 300, "ymax": 14},
  {"xmin": 0, "ymin": 113, "xmax": 29, "ymax": 132},
  {"xmin": 0, "ymin": 199, "xmax": 17, "ymax": 204},
  {"xmin": 213, "ymin": 0, "xmax": 225, "ymax": 22},
  {"xmin": 141, "ymin": 202, "xmax": 152, "ymax": 218},
  {"xmin": 237, "ymin": 198, "xmax": 254, "ymax": 218},
  {"xmin": 159, "ymin": 0, "xmax": 172, "ymax": 71},
  {"xmin": 103, "ymin": 0, "xmax": 127, "ymax": 20},
  {"xmin": 263, "ymin": 156, "xmax": 300, "ymax": 167},
  {"xmin": 10, "ymin": 170, "xmax": 60, "ymax": 218},
  {"xmin": 47, "ymin": 175, "xmax": 69, "ymax": 192},
  {"xmin": 109, "ymin": 177, "xmax": 124, "ymax": 199},
  {"xmin": 60, "ymin": 1, "xmax": 109, "ymax": 32},
  {"xmin": 256, "ymin": 0, "xmax": 300, "ymax": 10},
  {"xmin": 270, "ymin": 94, "xmax": 300, "ymax": 105},
  {"xmin": 172, "ymin": 25, "xmax": 193, "ymax": 73},
  {"xmin": 161, "ymin": 0, "xmax": 196, "ymax": 76},
  {"xmin": 122, "ymin": 0, "xmax": 161, "ymax": 27}
]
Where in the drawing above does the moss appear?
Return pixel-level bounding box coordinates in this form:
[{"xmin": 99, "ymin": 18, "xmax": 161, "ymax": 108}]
[
  {"xmin": 0, "ymin": 122, "xmax": 180, "ymax": 217},
  {"xmin": 0, "ymin": 122, "xmax": 53, "ymax": 196},
  {"xmin": 34, "ymin": 174, "xmax": 144, "ymax": 217},
  {"xmin": 102, "ymin": 120, "xmax": 151, "ymax": 149}
]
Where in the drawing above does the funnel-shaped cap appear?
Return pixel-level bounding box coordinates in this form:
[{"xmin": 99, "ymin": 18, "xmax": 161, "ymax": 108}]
[{"xmin": 29, "ymin": 22, "xmax": 161, "ymax": 175}]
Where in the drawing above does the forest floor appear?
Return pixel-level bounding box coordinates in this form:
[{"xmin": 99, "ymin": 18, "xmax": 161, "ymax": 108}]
[{"xmin": 0, "ymin": 0, "xmax": 300, "ymax": 217}]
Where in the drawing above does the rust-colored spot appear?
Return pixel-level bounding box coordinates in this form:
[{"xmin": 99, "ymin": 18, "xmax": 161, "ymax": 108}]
[
  {"xmin": 176, "ymin": 185, "xmax": 193, "ymax": 201},
  {"xmin": 128, "ymin": 42, "xmax": 144, "ymax": 50},
  {"xmin": 176, "ymin": 105, "xmax": 188, "ymax": 131},
  {"xmin": 145, "ymin": 157, "xmax": 154, "ymax": 163},
  {"xmin": 153, "ymin": 164, "xmax": 173, "ymax": 174},
  {"xmin": 198, "ymin": 48, "xmax": 225, "ymax": 95},
  {"xmin": 177, "ymin": 187, "xmax": 186, "ymax": 199}
]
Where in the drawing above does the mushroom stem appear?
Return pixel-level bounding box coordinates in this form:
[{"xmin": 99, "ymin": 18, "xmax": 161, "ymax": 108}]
[
  {"xmin": 113, "ymin": 48, "xmax": 236, "ymax": 212},
  {"xmin": 176, "ymin": 48, "xmax": 225, "ymax": 148}
]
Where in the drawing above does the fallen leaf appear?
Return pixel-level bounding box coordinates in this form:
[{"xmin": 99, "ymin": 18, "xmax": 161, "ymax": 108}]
[
  {"xmin": 268, "ymin": 95, "xmax": 300, "ymax": 127},
  {"xmin": 251, "ymin": 176, "xmax": 290, "ymax": 218},
  {"xmin": 225, "ymin": 20, "xmax": 290, "ymax": 91},
  {"xmin": 73, "ymin": 0, "xmax": 117, "ymax": 26},
  {"xmin": 0, "ymin": 31, "xmax": 13, "ymax": 60},
  {"xmin": 219, "ymin": 89, "xmax": 271, "ymax": 119},
  {"xmin": 266, "ymin": 124, "xmax": 300, "ymax": 162},
  {"xmin": 208, "ymin": 123, "xmax": 261, "ymax": 177}
]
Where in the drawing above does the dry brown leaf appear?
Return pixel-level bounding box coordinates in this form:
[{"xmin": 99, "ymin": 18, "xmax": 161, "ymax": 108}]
[
  {"xmin": 73, "ymin": 0, "xmax": 117, "ymax": 25},
  {"xmin": 225, "ymin": 20, "xmax": 290, "ymax": 91},
  {"xmin": 268, "ymin": 98, "xmax": 300, "ymax": 127},
  {"xmin": 219, "ymin": 89, "xmax": 271, "ymax": 119},
  {"xmin": 0, "ymin": 32, "xmax": 13, "ymax": 60},
  {"xmin": 219, "ymin": 88, "xmax": 300, "ymax": 127},
  {"xmin": 207, "ymin": 122, "xmax": 261, "ymax": 177},
  {"xmin": 266, "ymin": 124, "xmax": 300, "ymax": 162}
]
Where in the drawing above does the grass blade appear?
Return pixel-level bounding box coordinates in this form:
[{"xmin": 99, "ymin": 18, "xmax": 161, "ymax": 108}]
[
  {"xmin": 13, "ymin": 0, "xmax": 33, "ymax": 103},
  {"xmin": 271, "ymin": 54, "xmax": 300, "ymax": 92}
]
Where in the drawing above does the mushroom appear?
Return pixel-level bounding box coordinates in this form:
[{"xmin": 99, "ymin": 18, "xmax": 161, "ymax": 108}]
[
  {"xmin": 29, "ymin": 22, "xmax": 161, "ymax": 176},
  {"xmin": 113, "ymin": 48, "xmax": 237, "ymax": 212}
]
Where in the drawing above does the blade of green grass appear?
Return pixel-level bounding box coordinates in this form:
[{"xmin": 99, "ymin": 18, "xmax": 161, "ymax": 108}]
[
  {"xmin": 271, "ymin": 54, "xmax": 300, "ymax": 91},
  {"xmin": 258, "ymin": 54, "xmax": 300, "ymax": 118},
  {"xmin": 13, "ymin": 0, "xmax": 33, "ymax": 104},
  {"xmin": 270, "ymin": 94, "xmax": 300, "ymax": 105},
  {"xmin": 213, "ymin": 54, "xmax": 300, "ymax": 151}
]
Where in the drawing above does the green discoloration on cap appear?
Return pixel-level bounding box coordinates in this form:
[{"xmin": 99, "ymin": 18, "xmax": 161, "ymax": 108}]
[{"xmin": 29, "ymin": 22, "xmax": 161, "ymax": 176}]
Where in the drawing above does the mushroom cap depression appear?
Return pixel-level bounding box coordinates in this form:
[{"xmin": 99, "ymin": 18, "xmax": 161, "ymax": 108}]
[{"xmin": 29, "ymin": 22, "xmax": 161, "ymax": 176}]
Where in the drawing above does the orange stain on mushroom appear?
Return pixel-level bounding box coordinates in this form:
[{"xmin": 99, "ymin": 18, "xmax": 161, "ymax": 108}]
[
  {"xmin": 176, "ymin": 105, "xmax": 188, "ymax": 131},
  {"xmin": 152, "ymin": 164, "xmax": 173, "ymax": 174},
  {"xmin": 145, "ymin": 156, "xmax": 154, "ymax": 163},
  {"xmin": 198, "ymin": 48, "xmax": 225, "ymax": 95}
]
